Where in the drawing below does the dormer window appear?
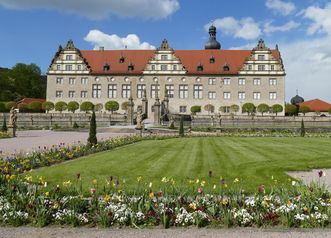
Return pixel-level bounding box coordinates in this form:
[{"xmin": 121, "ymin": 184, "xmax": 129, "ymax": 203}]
[
  {"xmin": 66, "ymin": 55, "xmax": 73, "ymax": 60},
  {"xmin": 103, "ymin": 63, "xmax": 110, "ymax": 72},
  {"xmin": 258, "ymin": 55, "xmax": 265, "ymax": 60},
  {"xmin": 128, "ymin": 63, "xmax": 134, "ymax": 71},
  {"xmin": 209, "ymin": 56, "xmax": 215, "ymax": 64},
  {"xmin": 223, "ymin": 64, "xmax": 230, "ymax": 71},
  {"xmin": 119, "ymin": 56, "xmax": 125, "ymax": 63},
  {"xmin": 197, "ymin": 64, "xmax": 203, "ymax": 72}
]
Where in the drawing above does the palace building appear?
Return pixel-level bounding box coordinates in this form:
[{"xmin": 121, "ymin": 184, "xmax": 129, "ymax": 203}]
[{"xmin": 47, "ymin": 26, "xmax": 286, "ymax": 118}]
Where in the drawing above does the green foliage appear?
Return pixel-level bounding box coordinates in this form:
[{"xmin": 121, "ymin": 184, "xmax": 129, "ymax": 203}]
[
  {"xmin": 121, "ymin": 101, "xmax": 129, "ymax": 111},
  {"xmin": 54, "ymin": 101, "xmax": 67, "ymax": 113},
  {"xmin": 80, "ymin": 101, "xmax": 94, "ymax": 113},
  {"xmin": 27, "ymin": 101, "xmax": 43, "ymax": 112},
  {"xmin": 67, "ymin": 101, "xmax": 79, "ymax": 113},
  {"xmin": 95, "ymin": 103, "xmax": 103, "ymax": 112},
  {"xmin": 299, "ymin": 105, "xmax": 310, "ymax": 116},
  {"xmin": 190, "ymin": 105, "xmax": 201, "ymax": 114},
  {"xmin": 42, "ymin": 101, "xmax": 54, "ymax": 112},
  {"xmin": 285, "ymin": 104, "xmax": 297, "ymax": 116},
  {"xmin": 300, "ymin": 119, "xmax": 305, "ymax": 137},
  {"xmin": 1, "ymin": 116, "xmax": 7, "ymax": 132},
  {"xmin": 0, "ymin": 64, "xmax": 46, "ymax": 101},
  {"xmin": 0, "ymin": 102, "xmax": 5, "ymax": 112},
  {"xmin": 257, "ymin": 103, "xmax": 270, "ymax": 116},
  {"xmin": 219, "ymin": 106, "xmax": 226, "ymax": 113},
  {"xmin": 272, "ymin": 104, "xmax": 283, "ymax": 116},
  {"xmin": 230, "ymin": 104, "xmax": 240, "ymax": 113},
  {"xmin": 242, "ymin": 103, "xmax": 255, "ymax": 115},
  {"xmin": 179, "ymin": 116, "xmax": 184, "ymax": 137},
  {"xmin": 88, "ymin": 109, "xmax": 97, "ymax": 145},
  {"xmin": 204, "ymin": 104, "xmax": 215, "ymax": 114},
  {"xmin": 5, "ymin": 101, "xmax": 17, "ymax": 111},
  {"xmin": 73, "ymin": 122, "xmax": 79, "ymax": 129},
  {"xmin": 328, "ymin": 108, "xmax": 331, "ymax": 115},
  {"xmin": 105, "ymin": 101, "xmax": 119, "ymax": 113}
]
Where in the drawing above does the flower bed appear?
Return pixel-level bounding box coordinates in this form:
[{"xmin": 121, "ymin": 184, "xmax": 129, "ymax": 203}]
[{"xmin": 0, "ymin": 174, "xmax": 331, "ymax": 228}]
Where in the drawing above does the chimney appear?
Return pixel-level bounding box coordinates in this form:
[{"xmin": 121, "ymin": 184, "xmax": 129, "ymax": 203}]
[{"xmin": 99, "ymin": 46, "xmax": 104, "ymax": 51}]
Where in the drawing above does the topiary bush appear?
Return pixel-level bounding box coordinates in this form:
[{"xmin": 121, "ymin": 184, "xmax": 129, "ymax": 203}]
[
  {"xmin": 80, "ymin": 101, "xmax": 94, "ymax": 113},
  {"xmin": 190, "ymin": 105, "xmax": 201, "ymax": 115},
  {"xmin": 27, "ymin": 101, "xmax": 43, "ymax": 112},
  {"xmin": 67, "ymin": 101, "xmax": 79, "ymax": 113},
  {"xmin": 87, "ymin": 109, "xmax": 97, "ymax": 145},
  {"xmin": 242, "ymin": 103, "xmax": 255, "ymax": 115},
  {"xmin": 42, "ymin": 101, "xmax": 54, "ymax": 113},
  {"xmin": 105, "ymin": 101, "xmax": 119, "ymax": 113},
  {"xmin": 272, "ymin": 104, "xmax": 283, "ymax": 116},
  {"xmin": 257, "ymin": 103, "xmax": 270, "ymax": 116},
  {"xmin": 55, "ymin": 101, "xmax": 67, "ymax": 113},
  {"xmin": 179, "ymin": 115, "xmax": 184, "ymax": 137}
]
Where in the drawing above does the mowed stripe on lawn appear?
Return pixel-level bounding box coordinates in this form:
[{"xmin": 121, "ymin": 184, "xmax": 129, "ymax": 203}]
[{"xmin": 30, "ymin": 137, "xmax": 331, "ymax": 192}]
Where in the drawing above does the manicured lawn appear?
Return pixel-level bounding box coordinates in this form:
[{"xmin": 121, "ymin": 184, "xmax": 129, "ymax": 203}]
[{"xmin": 30, "ymin": 137, "xmax": 331, "ymax": 192}]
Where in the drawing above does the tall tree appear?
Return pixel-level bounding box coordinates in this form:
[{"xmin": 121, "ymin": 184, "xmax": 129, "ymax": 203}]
[{"xmin": 88, "ymin": 109, "xmax": 98, "ymax": 145}]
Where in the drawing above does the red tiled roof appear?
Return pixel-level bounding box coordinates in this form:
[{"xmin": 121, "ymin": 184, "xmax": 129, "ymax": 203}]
[
  {"xmin": 80, "ymin": 49, "xmax": 281, "ymax": 75},
  {"xmin": 18, "ymin": 98, "xmax": 46, "ymax": 105},
  {"xmin": 299, "ymin": 99, "xmax": 331, "ymax": 112},
  {"xmin": 81, "ymin": 50, "xmax": 156, "ymax": 75}
]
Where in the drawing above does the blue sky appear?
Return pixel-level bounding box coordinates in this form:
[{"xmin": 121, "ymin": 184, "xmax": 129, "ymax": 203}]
[{"xmin": 0, "ymin": 0, "xmax": 331, "ymax": 102}]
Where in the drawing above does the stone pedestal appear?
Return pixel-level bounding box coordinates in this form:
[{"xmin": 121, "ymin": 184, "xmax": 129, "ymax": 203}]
[
  {"xmin": 153, "ymin": 98, "xmax": 161, "ymax": 125},
  {"xmin": 8, "ymin": 126, "xmax": 17, "ymax": 137},
  {"xmin": 127, "ymin": 97, "xmax": 134, "ymax": 125}
]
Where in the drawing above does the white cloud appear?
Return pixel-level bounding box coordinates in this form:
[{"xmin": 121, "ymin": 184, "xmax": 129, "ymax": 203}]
[
  {"xmin": 264, "ymin": 21, "xmax": 300, "ymax": 34},
  {"xmin": 303, "ymin": 3, "xmax": 331, "ymax": 35},
  {"xmin": 281, "ymin": 36, "xmax": 331, "ymax": 102},
  {"xmin": 0, "ymin": 0, "xmax": 179, "ymax": 20},
  {"xmin": 206, "ymin": 17, "xmax": 261, "ymax": 40},
  {"xmin": 84, "ymin": 30, "xmax": 156, "ymax": 50},
  {"xmin": 266, "ymin": 0, "xmax": 296, "ymax": 16}
]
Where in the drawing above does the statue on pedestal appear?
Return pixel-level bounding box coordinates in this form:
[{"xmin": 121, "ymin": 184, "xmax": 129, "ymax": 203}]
[
  {"xmin": 8, "ymin": 107, "xmax": 17, "ymax": 137},
  {"xmin": 136, "ymin": 110, "xmax": 143, "ymax": 130}
]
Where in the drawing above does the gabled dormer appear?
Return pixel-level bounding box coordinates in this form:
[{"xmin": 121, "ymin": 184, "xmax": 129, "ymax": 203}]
[
  {"xmin": 48, "ymin": 40, "xmax": 91, "ymax": 75},
  {"xmin": 239, "ymin": 39, "xmax": 285, "ymax": 76},
  {"xmin": 143, "ymin": 39, "xmax": 187, "ymax": 75}
]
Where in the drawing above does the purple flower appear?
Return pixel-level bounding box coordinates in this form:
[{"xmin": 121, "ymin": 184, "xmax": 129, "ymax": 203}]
[
  {"xmin": 208, "ymin": 171, "xmax": 213, "ymax": 177},
  {"xmin": 220, "ymin": 178, "xmax": 225, "ymax": 185},
  {"xmin": 198, "ymin": 187, "xmax": 203, "ymax": 194},
  {"xmin": 90, "ymin": 188, "xmax": 96, "ymax": 194}
]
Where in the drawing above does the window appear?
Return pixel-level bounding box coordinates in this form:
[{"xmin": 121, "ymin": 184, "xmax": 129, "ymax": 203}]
[
  {"xmin": 239, "ymin": 78, "xmax": 246, "ymax": 85},
  {"xmin": 68, "ymin": 91, "xmax": 75, "ymax": 98},
  {"xmin": 253, "ymin": 78, "xmax": 261, "ymax": 85},
  {"xmin": 151, "ymin": 65, "xmax": 155, "ymax": 70},
  {"xmin": 137, "ymin": 84, "xmax": 145, "ymax": 98},
  {"xmin": 271, "ymin": 65, "xmax": 275, "ymax": 71},
  {"xmin": 128, "ymin": 64, "xmax": 134, "ymax": 71},
  {"xmin": 66, "ymin": 55, "xmax": 73, "ymax": 60},
  {"xmin": 103, "ymin": 64, "xmax": 110, "ymax": 72},
  {"xmin": 238, "ymin": 92, "xmax": 246, "ymax": 100},
  {"xmin": 179, "ymin": 85, "xmax": 188, "ymax": 99},
  {"xmin": 223, "ymin": 92, "xmax": 231, "ymax": 100},
  {"xmin": 151, "ymin": 84, "xmax": 160, "ymax": 98},
  {"xmin": 269, "ymin": 92, "xmax": 277, "ymax": 100},
  {"xmin": 55, "ymin": 90, "xmax": 63, "ymax": 98},
  {"xmin": 208, "ymin": 78, "xmax": 216, "ymax": 85},
  {"xmin": 165, "ymin": 85, "xmax": 174, "ymax": 98},
  {"xmin": 77, "ymin": 65, "xmax": 81, "ymax": 71},
  {"xmin": 65, "ymin": 65, "xmax": 73, "ymax": 71},
  {"xmin": 161, "ymin": 55, "xmax": 168, "ymax": 60},
  {"xmin": 173, "ymin": 65, "xmax": 177, "ymax": 70},
  {"xmin": 223, "ymin": 65, "xmax": 230, "ymax": 71},
  {"xmin": 161, "ymin": 65, "xmax": 168, "ymax": 71},
  {"xmin": 209, "ymin": 56, "xmax": 215, "ymax": 63},
  {"xmin": 122, "ymin": 84, "xmax": 131, "ymax": 98},
  {"xmin": 81, "ymin": 77, "xmax": 88, "ymax": 85},
  {"xmin": 197, "ymin": 64, "xmax": 203, "ymax": 72},
  {"xmin": 258, "ymin": 55, "xmax": 265, "ymax": 60},
  {"xmin": 258, "ymin": 65, "xmax": 265, "ymax": 71},
  {"xmin": 269, "ymin": 78, "xmax": 277, "ymax": 86},
  {"xmin": 208, "ymin": 91, "xmax": 216, "ymax": 99},
  {"xmin": 193, "ymin": 85, "xmax": 203, "ymax": 99},
  {"xmin": 253, "ymin": 92, "xmax": 261, "ymax": 100},
  {"xmin": 92, "ymin": 84, "xmax": 101, "ymax": 98},
  {"xmin": 56, "ymin": 77, "xmax": 63, "ymax": 84},
  {"xmin": 69, "ymin": 78, "xmax": 75, "ymax": 85},
  {"xmin": 56, "ymin": 65, "xmax": 61, "ymax": 70},
  {"xmin": 108, "ymin": 84, "xmax": 117, "ymax": 98},
  {"xmin": 223, "ymin": 78, "xmax": 231, "ymax": 85},
  {"xmin": 220, "ymin": 106, "xmax": 231, "ymax": 113},
  {"xmin": 81, "ymin": 91, "xmax": 87, "ymax": 98},
  {"xmin": 119, "ymin": 56, "xmax": 125, "ymax": 63},
  {"xmin": 248, "ymin": 65, "xmax": 252, "ymax": 70},
  {"xmin": 179, "ymin": 106, "xmax": 187, "ymax": 113}
]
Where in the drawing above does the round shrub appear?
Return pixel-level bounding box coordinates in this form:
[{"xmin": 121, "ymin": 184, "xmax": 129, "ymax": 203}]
[
  {"xmin": 67, "ymin": 101, "xmax": 79, "ymax": 113},
  {"xmin": 105, "ymin": 101, "xmax": 119, "ymax": 113},
  {"xmin": 42, "ymin": 101, "xmax": 54, "ymax": 112},
  {"xmin": 5, "ymin": 101, "xmax": 17, "ymax": 111},
  {"xmin": 190, "ymin": 105, "xmax": 201, "ymax": 114},
  {"xmin": 55, "ymin": 101, "xmax": 67, "ymax": 113},
  {"xmin": 272, "ymin": 104, "xmax": 283, "ymax": 116},
  {"xmin": 121, "ymin": 101, "xmax": 129, "ymax": 111},
  {"xmin": 27, "ymin": 101, "xmax": 43, "ymax": 112},
  {"xmin": 242, "ymin": 103, "xmax": 255, "ymax": 115},
  {"xmin": 257, "ymin": 104, "xmax": 270, "ymax": 116},
  {"xmin": 80, "ymin": 101, "xmax": 94, "ymax": 113}
]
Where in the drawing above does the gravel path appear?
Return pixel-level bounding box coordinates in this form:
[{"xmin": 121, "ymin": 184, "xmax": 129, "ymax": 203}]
[
  {"xmin": 287, "ymin": 169, "xmax": 331, "ymax": 189},
  {"xmin": 0, "ymin": 130, "xmax": 132, "ymax": 155},
  {"xmin": 1, "ymin": 227, "xmax": 331, "ymax": 238}
]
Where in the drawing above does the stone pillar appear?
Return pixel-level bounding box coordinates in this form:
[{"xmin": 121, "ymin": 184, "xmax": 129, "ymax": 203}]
[
  {"xmin": 142, "ymin": 89, "xmax": 148, "ymax": 119},
  {"xmin": 153, "ymin": 98, "xmax": 161, "ymax": 125},
  {"xmin": 163, "ymin": 89, "xmax": 169, "ymax": 114},
  {"xmin": 127, "ymin": 96, "xmax": 134, "ymax": 125}
]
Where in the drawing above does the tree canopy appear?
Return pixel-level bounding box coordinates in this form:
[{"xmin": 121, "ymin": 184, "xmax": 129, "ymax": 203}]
[
  {"xmin": 272, "ymin": 104, "xmax": 283, "ymax": 116},
  {"xmin": 257, "ymin": 104, "xmax": 270, "ymax": 116},
  {"xmin": 242, "ymin": 103, "xmax": 255, "ymax": 115},
  {"xmin": 105, "ymin": 101, "xmax": 119, "ymax": 113}
]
